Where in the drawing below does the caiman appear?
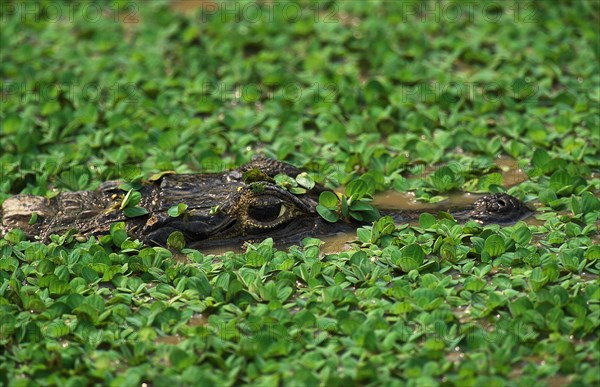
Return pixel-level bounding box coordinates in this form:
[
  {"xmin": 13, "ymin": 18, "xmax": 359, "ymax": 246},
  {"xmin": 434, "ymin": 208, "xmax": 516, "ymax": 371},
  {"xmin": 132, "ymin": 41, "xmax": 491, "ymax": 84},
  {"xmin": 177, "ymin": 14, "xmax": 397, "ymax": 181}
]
[{"xmin": 0, "ymin": 157, "xmax": 531, "ymax": 248}]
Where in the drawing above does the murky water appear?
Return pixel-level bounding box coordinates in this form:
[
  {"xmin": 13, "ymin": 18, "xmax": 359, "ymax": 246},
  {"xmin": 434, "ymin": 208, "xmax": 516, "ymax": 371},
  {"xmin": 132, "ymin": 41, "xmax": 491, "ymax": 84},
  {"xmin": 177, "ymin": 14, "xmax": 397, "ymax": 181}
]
[
  {"xmin": 171, "ymin": 0, "xmax": 215, "ymax": 14},
  {"xmin": 178, "ymin": 231, "xmax": 359, "ymax": 257},
  {"xmin": 155, "ymin": 335, "xmax": 183, "ymax": 345},
  {"xmin": 496, "ymin": 156, "xmax": 528, "ymax": 187},
  {"xmin": 188, "ymin": 313, "xmax": 209, "ymax": 327},
  {"xmin": 116, "ymin": 0, "xmax": 214, "ymax": 42},
  {"xmin": 155, "ymin": 313, "xmax": 209, "ymax": 345},
  {"xmin": 372, "ymin": 190, "xmax": 479, "ymax": 211},
  {"xmin": 320, "ymin": 232, "xmax": 359, "ymax": 254}
]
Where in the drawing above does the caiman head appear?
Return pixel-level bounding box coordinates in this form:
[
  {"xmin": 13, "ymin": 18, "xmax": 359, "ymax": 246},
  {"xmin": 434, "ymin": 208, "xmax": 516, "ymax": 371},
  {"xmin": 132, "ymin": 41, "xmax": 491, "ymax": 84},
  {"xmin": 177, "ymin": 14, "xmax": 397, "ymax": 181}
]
[
  {"xmin": 463, "ymin": 193, "xmax": 531, "ymax": 224},
  {"xmin": 140, "ymin": 157, "xmax": 345, "ymax": 248}
]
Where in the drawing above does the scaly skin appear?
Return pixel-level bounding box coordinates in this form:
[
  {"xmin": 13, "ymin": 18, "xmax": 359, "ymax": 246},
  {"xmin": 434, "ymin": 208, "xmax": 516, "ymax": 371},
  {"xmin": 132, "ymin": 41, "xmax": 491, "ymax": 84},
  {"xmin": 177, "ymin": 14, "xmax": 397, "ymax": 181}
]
[{"xmin": 0, "ymin": 157, "xmax": 531, "ymax": 247}]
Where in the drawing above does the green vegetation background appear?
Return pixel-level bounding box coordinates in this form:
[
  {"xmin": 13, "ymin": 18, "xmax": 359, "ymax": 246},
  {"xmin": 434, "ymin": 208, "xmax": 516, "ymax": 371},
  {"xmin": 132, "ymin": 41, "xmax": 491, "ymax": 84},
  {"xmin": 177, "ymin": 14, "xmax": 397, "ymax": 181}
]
[{"xmin": 1, "ymin": 1, "xmax": 599, "ymax": 386}]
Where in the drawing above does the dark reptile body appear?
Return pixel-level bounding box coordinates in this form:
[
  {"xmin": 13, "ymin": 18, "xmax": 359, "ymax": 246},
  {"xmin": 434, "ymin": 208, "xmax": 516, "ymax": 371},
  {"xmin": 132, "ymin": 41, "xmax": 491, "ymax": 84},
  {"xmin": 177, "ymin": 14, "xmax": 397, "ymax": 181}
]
[{"xmin": 0, "ymin": 157, "xmax": 531, "ymax": 248}]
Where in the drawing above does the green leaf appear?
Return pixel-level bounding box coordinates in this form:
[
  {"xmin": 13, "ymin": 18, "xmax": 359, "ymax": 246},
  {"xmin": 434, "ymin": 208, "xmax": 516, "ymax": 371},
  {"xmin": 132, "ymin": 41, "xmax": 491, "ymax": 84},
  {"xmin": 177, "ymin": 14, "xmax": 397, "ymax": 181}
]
[
  {"xmin": 579, "ymin": 191, "xmax": 600, "ymax": 214},
  {"xmin": 0, "ymin": 314, "xmax": 17, "ymax": 339},
  {"xmin": 397, "ymin": 244, "xmax": 425, "ymax": 272},
  {"xmin": 477, "ymin": 172, "xmax": 504, "ymax": 191},
  {"xmin": 512, "ymin": 225, "xmax": 532, "ymax": 245},
  {"xmin": 120, "ymin": 189, "xmax": 134, "ymax": 210},
  {"xmin": 509, "ymin": 297, "xmax": 533, "ymax": 317},
  {"xmin": 73, "ymin": 303, "xmax": 99, "ymax": 323},
  {"xmin": 559, "ymin": 253, "xmax": 579, "ymax": 272},
  {"xmin": 464, "ymin": 277, "xmax": 486, "ymax": 292},
  {"xmin": 571, "ymin": 195, "xmax": 581, "ymax": 215},
  {"xmin": 82, "ymin": 267, "xmax": 99, "ymax": 283},
  {"xmin": 131, "ymin": 191, "xmax": 142, "ymax": 206},
  {"xmin": 167, "ymin": 231, "xmax": 186, "ymax": 251},
  {"xmin": 585, "ymin": 246, "xmax": 600, "ymax": 260},
  {"xmin": 294, "ymin": 310, "xmax": 316, "ymax": 327},
  {"xmin": 170, "ymin": 348, "xmax": 194, "ymax": 370},
  {"xmin": 549, "ymin": 170, "xmax": 572, "ymax": 194},
  {"xmin": 28, "ymin": 212, "xmax": 38, "ymax": 225},
  {"xmin": 2, "ymin": 115, "xmax": 20, "ymax": 134},
  {"xmin": 4, "ymin": 229, "xmax": 26, "ymax": 244},
  {"xmin": 123, "ymin": 206, "xmax": 149, "ymax": 217},
  {"xmin": 274, "ymin": 174, "xmax": 296, "ymax": 188},
  {"xmin": 246, "ymin": 250, "xmax": 265, "ymax": 268},
  {"xmin": 341, "ymin": 195, "xmax": 350, "ymax": 218},
  {"xmin": 49, "ymin": 279, "xmax": 70, "ymax": 296},
  {"xmin": 350, "ymin": 211, "xmax": 366, "ymax": 222},
  {"xmin": 430, "ymin": 166, "xmax": 460, "ymax": 192},
  {"xmin": 295, "ymin": 172, "xmax": 315, "ymax": 190},
  {"xmin": 316, "ymin": 205, "xmax": 339, "ymax": 223},
  {"xmin": 357, "ymin": 227, "xmax": 371, "ymax": 243},
  {"xmin": 168, "ymin": 203, "xmax": 189, "ymax": 217},
  {"xmin": 529, "ymin": 267, "xmax": 548, "ymax": 291},
  {"xmin": 319, "ymin": 191, "xmax": 339, "ymax": 209},
  {"xmin": 149, "ymin": 171, "xmax": 177, "ymax": 182},
  {"xmin": 188, "ymin": 273, "xmax": 212, "ymax": 296},
  {"xmin": 110, "ymin": 222, "xmax": 126, "ymax": 233},
  {"xmin": 38, "ymin": 259, "xmax": 55, "ymax": 274},
  {"xmin": 45, "ymin": 321, "xmax": 69, "ymax": 338},
  {"xmin": 484, "ymin": 234, "xmax": 506, "ymax": 257},
  {"xmin": 210, "ymin": 205, "xmax": 220, "ymax": 215},
  {"xmin": 539, "ymin": 189, "xmax": 558, "ymax": 205},
  {"xmin": 323, "ymin": 121, "xmax": 346, "ymax": 142},
  {"xmin": 277, "ymin": 286, "xmax": 294, "ymax": 302},
  {"xmin": 111, "ymin": 230, "xmax": 129, "ymax": 248},
  {"xmin": 289, "ymin": 187, "xmax": 307, "ymax": 194},
  {"xmin": 419, "ymin": 213, "xmax": 436, "ymax": 228},
  {"xmin": 350, "ymin": 202, "xmax": 380, "ymax": 222},
  {"xmin": 349, "ymin": 201, "xmax": 375, "ymax": 211},
  {"xmin": 531, "ymin": 148, "xmax": 550, "ymax": 169},
  {"xmin": 346, "ymin": 179, "xmax": 369, "ymax": 199}
]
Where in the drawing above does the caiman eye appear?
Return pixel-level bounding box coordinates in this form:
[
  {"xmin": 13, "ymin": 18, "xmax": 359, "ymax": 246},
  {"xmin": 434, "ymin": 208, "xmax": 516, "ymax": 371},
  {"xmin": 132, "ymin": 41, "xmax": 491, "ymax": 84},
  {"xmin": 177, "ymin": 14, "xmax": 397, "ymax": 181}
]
[
  {"xmin": 243, "ymin": 195, "xmax": 295, "ymax": 229},
  {"xmin": 248, "ymin": 202, "xmax": 285, "ymax": 223},
  {"xmin": 233, "ymin": 183, "xmax": 315, "ymax": 231}
]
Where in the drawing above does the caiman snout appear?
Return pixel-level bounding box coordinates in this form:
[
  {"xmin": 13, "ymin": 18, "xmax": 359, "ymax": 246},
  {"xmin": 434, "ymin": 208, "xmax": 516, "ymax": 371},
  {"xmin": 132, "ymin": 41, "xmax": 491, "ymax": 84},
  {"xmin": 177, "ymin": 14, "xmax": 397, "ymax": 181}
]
[{"xmin": 466, "ymin": 193, "xmax": 530, "ymax": 224}]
